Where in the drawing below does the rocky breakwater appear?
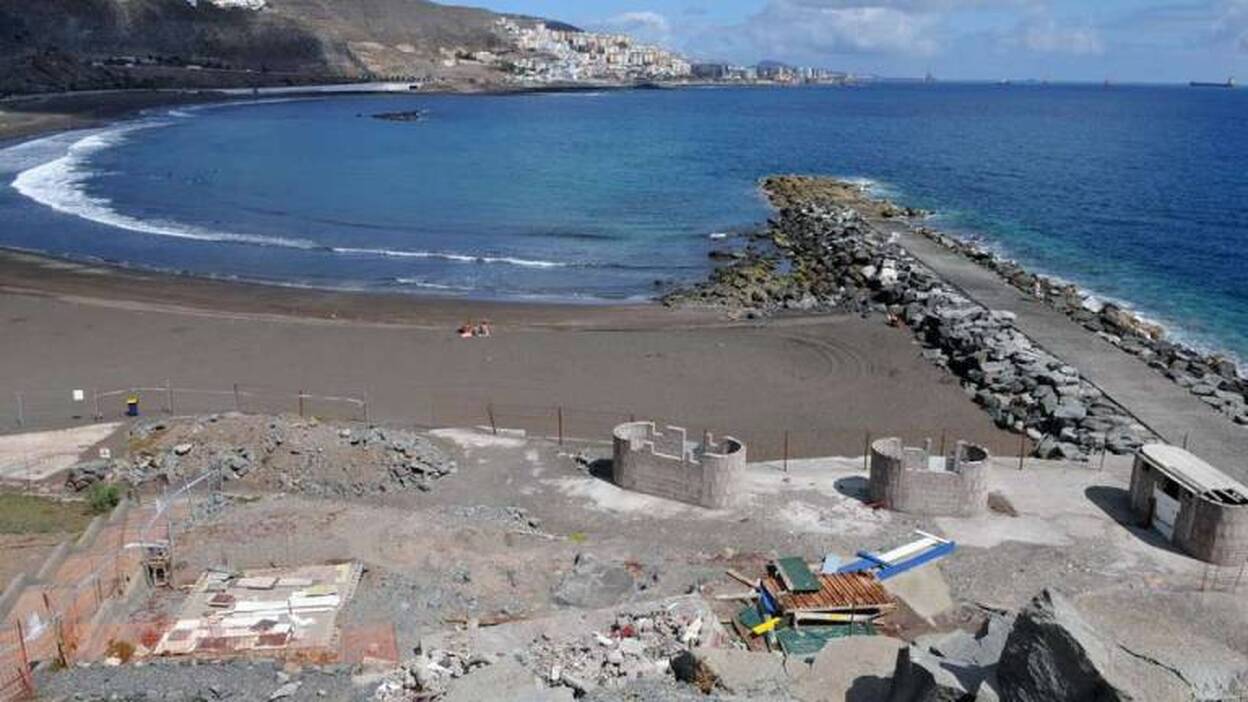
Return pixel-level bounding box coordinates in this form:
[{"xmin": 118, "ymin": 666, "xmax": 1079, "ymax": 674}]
[
  {"xmin": 663, "ymin": 176, "xmax": 1150, "ymax": 459},
  {"xmin": 918, "ymin": 228, "xmax": 1248, "ymax": 429}
]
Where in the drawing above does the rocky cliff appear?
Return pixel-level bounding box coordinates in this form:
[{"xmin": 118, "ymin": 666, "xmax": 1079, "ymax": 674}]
[{"xmin": 0, "ymin": 0, "xmax": 519, "ymax": 95}]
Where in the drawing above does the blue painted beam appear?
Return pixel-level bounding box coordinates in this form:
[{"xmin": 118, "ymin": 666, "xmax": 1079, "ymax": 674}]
[
  {"xmin": 876, "ymin": 541, "xmax": 956, "ymax": 581},
  {"xmin": 835, "ymin": 558, "xmax": 876, "ymax": 574}
]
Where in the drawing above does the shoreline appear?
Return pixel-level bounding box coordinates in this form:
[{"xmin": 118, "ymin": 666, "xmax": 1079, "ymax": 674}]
[
  {"xmin": 4, "ymin": 86, "xmax": 1246, "ymax": 441},
  {"xmin": 0, "ymin": 248, "xmax": 699, "ymax": 330},
  {"xmin": 662, "ymin": 175, "xmax": 1248, "ymax": 463}
]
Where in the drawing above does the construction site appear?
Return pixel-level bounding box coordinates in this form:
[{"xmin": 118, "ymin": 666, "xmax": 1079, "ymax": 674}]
[{"xmin": 1, "ymin": 409, "xmax": 1247, "ymax": 702}]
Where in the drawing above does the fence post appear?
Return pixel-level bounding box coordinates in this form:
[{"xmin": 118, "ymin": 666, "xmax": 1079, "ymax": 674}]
[
  {"xmin": 297, "ymin": 390, "xmax": 306, "ymax": 418},
  {"xmin": 557, "ymin": 406, "xmax": 564, "ymax": 446},
  {"xmin": 93, "ymin": 390, "xmax": 102, "ymax": 421},
  {"xmin": 233, "ymin": 384, "xmax": 241, "ymax": 412},
  {"xmin": 16, "ymin": 620, "xmax": 33, "ymax": 694},
  {"xmin": 15, "ymin": 391, "xmax": 23, "ymax": 428},
  {"xmin": 783, "ymin": 430, "xmax": 790, "ymax": 473},
  {"xmin": 939, "ymin": 430, "xmax": 947, "ymax": 457},
  {"xmin": 165, "ymin": 379, "xmax": 174, "ymax": 415},
  {"xmin": 1018, "ymin": 432, "xmax": 1026, "ymax": 471},
  {"xmin": 487, "ymin": 403, "xmax": 497, "ymax": 436}
]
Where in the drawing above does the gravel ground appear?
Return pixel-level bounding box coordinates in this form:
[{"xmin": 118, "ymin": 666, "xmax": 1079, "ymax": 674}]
[{"xmin": 36, "ymin": 659, "xmax": 377, "ymax": 702}]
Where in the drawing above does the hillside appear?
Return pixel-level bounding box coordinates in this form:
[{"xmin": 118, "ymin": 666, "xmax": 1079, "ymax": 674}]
[{"xmin": 0, "ymin": 0, "xmax": 522, "ymax": 95}]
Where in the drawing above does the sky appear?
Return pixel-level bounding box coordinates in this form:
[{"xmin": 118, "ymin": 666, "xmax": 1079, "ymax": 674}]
[{"xmin": 474, "ymin": 0, "xmax": 1248, "ymax": 83}]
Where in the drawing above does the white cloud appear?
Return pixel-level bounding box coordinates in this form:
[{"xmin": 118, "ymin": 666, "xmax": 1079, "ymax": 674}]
[
  {"xmin": 592, "ymin": 11, "xmax": 673, "ymax": 45},
  {"xmin": 742, "ymin": 0, "xmax": 942, "ymax": 58},
  {"xmin": 1212, "ymin": 0, "xmax": 1248, "ymax": 51},
  {"xmin": 1018, "ymin": 17, "xmax": 1104, "ymax": 55}
]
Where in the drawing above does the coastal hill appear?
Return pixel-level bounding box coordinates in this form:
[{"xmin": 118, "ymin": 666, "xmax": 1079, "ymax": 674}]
[{"xmin": 0, "ymin": 0, "xmax": 548, "ymax": 95}]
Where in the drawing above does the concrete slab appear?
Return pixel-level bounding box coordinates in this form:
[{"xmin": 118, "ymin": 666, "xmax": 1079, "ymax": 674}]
[
  {"xmin": 784, "ymin": 636, "xmax": 905, "ymax": 702},
  {"xmin": 883, "ymin": 221, "xmax": 1248, "ymax": 483},
  {"xmin": 883, "ymin": 567, "xmax": 954, "ymax": 625},
  {"xmin": 0, "ymin": 422, "xmax": 122, "ymax": 482}
]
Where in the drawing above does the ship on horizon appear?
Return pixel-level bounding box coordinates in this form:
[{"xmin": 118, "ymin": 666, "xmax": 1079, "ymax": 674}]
[{"xmin": 1190, "ymin": 77, "xmax": 1235, "ymax": 88}]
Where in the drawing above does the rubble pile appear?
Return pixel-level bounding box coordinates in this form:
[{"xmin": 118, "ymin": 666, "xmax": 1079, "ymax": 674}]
[
  {"xmin": 664, "ymin": 176, "xmax": 1151, "ymax": 459},
  {"xmin": 374, "ymin": 602, "xmax": 711, "ymax": 701},
  {"xmin": 920, "ymin": 227, "xmax": 1248, "ymax": 428},
  {"xmin": 64, "ymin": 458, "xmax": 115, "ymax": 491},
  {"xmin": 525, "ymin": 608, "xmax": 702, "ymax": 693},
  {"xmin": 120, "ymin": 414, "xmax": 457, "ymax": 497}
]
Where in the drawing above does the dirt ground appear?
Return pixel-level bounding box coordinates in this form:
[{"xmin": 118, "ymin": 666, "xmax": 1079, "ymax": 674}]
[
  {"xmin": 122, "ymin": 419, "xmax": 1222, "ymax": 657},
  {"xmin": 4, "ymin": 416, "xmax": 1244, "ymax": 700}
]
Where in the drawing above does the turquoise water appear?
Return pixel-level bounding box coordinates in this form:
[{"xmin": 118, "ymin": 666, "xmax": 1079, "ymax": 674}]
[{"xmin": 1, "ymin": 84, "xmax": 1247, "ymax": 358}]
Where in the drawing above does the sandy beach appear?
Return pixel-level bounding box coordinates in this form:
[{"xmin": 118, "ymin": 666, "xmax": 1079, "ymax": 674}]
[{"xmin": 0, "ymin": 248, "xmax": 1015, "ymax": 461}]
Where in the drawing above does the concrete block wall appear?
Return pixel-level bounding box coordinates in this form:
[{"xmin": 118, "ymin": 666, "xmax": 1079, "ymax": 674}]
[
  {"xmin": 869, "ymin": 437, "xmax": 989, "ymax": 517},
  {"xmin": 612, "ymin": 421, "xmax": 746, "ymax": 509}
]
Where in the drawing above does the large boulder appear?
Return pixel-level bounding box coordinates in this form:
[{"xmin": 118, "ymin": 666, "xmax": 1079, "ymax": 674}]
[
  {"xmin": 887, "ymin": 645, "xmax": 977, "ymax": 702},
  {"xmin": 552, "ymin": 554, "xmax": 636, "ymax": 609},
  {"xmin": 996, "ymin": 589, "xmax": 1133, "ymax": 702},
  {"xmin": 923, "ymin": 611, "xmax": 1016, "ymax": 667},
  {"xmin": 672, "ymin": 647, "xmax": 788, "ymax": 697}
]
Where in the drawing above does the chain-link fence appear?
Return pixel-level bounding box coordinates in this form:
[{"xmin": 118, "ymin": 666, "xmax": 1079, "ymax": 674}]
[{"xmin": 0, "ymin": 463, "xmax": 226, "ymax": 701}]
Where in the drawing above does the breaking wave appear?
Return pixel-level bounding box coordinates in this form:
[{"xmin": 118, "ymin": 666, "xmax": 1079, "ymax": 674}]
[
  {"xmin": 10, "ymin": 123, "xmax": 324, "ymax": 250},
  {"xmin": 5, "ymin": 125, "xmax": 573, "ymax": 269},
  {"xmin": 333, "ymin": 247, "xmax": 566, "ymax": 268}
]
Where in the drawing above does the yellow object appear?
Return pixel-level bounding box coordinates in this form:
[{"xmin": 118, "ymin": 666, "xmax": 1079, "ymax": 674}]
[{"xmin": 751, "ymin": 617, "xmax": 781, "ymax": 635}]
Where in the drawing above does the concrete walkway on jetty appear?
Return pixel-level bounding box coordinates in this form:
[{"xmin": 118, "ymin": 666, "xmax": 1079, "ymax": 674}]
[{"xmin": 878, "ymin": 220, "xmax": 1248, "ymax": 482}]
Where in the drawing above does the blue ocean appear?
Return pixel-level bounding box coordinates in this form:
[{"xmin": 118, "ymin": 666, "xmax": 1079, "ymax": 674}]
[{"xmin": 1, "ymin": 84, "xmax": 1246, "ymax": 358}]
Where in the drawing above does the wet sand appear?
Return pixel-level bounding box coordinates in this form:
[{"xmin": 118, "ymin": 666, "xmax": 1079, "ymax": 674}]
[
  {"xmin": 0, "ymin": 90, "xmax": 236, "ymax": 142},
  {"xmin": 0, "ymin": 250, "xmax": 1015, "ymax": 461}
]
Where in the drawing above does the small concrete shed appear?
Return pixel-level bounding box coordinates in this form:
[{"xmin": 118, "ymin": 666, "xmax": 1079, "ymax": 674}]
[{"xmin": 1129, "ymin": 444, "xmax": 1248, "ymax": 565}]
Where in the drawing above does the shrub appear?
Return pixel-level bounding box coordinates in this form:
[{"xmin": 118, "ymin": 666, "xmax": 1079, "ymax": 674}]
[{"xmin": 87, "ymin": 483, "xmax": 121, "ymax": 514}]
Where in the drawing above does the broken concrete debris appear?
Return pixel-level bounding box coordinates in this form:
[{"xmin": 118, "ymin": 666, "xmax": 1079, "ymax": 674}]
[
  {"xmin": 64, "ymin": 458, "xmax": 114, "ymax": 491},
  {"xmin": 375, "ymin": 597, "xmax": 716, "ymax": 699},
  {"xmin": 119, "ymin": 414, "xmax": 458, "ymax": 497}
]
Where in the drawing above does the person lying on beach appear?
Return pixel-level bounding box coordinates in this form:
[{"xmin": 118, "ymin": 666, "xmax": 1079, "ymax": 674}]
[{"xmin": 457, "ymin": 320, "xmax": 493, "ymax": 338}]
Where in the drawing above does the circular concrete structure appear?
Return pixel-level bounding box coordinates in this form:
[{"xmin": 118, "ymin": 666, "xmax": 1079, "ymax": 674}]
[
  {"xmin": 612, "ymin": 421, "xmax": 746, "ymax": 509},
  {"xmin": 868, "ymin": 437, "xmax": 989, "ymax": 517}
]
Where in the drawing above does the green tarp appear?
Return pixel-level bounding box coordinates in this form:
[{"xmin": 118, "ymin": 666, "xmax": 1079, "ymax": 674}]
[{"xmin": 775, "ymin": 623, "xmax": 876, "ymax": 657}]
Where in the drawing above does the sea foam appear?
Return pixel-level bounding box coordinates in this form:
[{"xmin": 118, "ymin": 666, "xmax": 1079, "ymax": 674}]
[
  {"xmin": 10, "ymin": 123, "xmax": 323, "ymax": 250},
  {"xmin": 5, "ymin": 125, "xmax": 571, "ymax": 269}
]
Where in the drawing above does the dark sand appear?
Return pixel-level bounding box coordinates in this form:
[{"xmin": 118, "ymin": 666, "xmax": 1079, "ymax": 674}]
[
  {"xmin": 0, "ymin": 92, "xmax": 1013, "ymax": 461},
  {"xmin": 0, "ymin": 90, "xmax": 235, "ymax": 142},
  {"xmin": 0, "ymin": 251, "xmax": 1014, "ymax": 460}
]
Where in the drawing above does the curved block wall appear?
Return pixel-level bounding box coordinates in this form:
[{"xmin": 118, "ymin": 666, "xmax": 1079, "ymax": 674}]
[
  {"xmin": 612, "ymin": 421, "xmax": 746, "ymax": 509},
  {"xmin": 868, "ymin": 437, "xmax": 989, "ymax": 517},
  {"xmin": 1129, "ymin": 454, "xmax": 1248, "ymax": 565}
]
